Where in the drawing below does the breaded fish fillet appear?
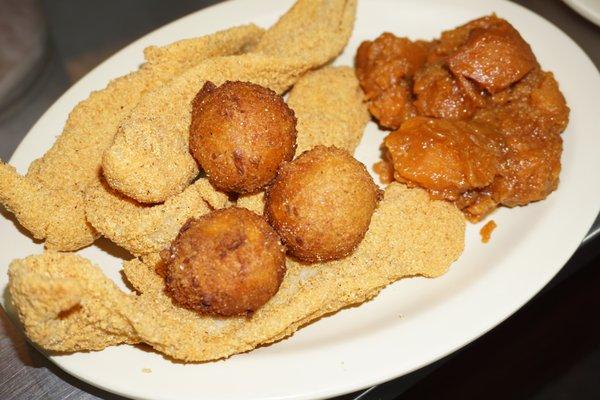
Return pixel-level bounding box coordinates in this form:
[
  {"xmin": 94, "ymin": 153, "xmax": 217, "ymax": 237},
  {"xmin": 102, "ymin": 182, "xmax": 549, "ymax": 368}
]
[
  {"xmin": 102, "ymin": 0, "xmax": 358, "ymax": 204},
  {"xmin": 289, "ymin": 66, "xmax": 370, "ymax": 155},
  {"xmin": 9, "ymin": 183, "xmax": 465, "ymax": 361},
  {"xmin": 237, "ymin": 65, "xmax": 370, "ymax": 215},
  {"xmin": 85, "ymin": 178, "xmax": 228, "ymax": 257},
  {"xmin": 8, "ymin": 252, "xmax": 137, "ymax": 351},
  {"xmin": 0, "ymin": 165, "xmax": 96, "ymax": 250},
  {"xmin": 0, "ymin": 25, "xmax": 264, "ymax": 251}
]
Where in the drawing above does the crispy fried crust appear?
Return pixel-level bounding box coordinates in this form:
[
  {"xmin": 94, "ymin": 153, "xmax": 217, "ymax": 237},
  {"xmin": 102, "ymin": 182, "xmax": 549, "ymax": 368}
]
[
  {"xmin": 0, "ymin": 165, "xmax": 96, "ymax": 251},
  {"xmin": 9, "ymin": 184, "xmax": 465, "ymax": 361},
  {"xmin": 236, "ymin": 193, "xmax": 266, "ymax": 215},
  {"xmin": 143, "ymin": 25, "xmax": 262, "ymax": 66},
  {"xmin": 265, "ymin": 146, "xmax": 380, "ymax": 262},
  {"xmin": 0, "ymin": 24, "xmax": 264, "ymax": 251},
  {"xmin": 8, "ymin": 252, "xmax": 137, "ymax": 351},
  {"xmin": 102, "ymin": 0, "xmax": 357, "ymax": 204},
  {"xmin": 236, "ymin": 66, "xmax": 370, "ymax": 215},
  {"xmin": 189, "ymin": 81, "xmax": 297, "ymax": 194},
  {"xmin": 163, "ymin": 208, "xmax": 286, "ymax": 316},
  {"xmin": 288, "ymin": 66, "xmax": 370, "ymax": 155},
  {"xmin": 85, "ymin": 178, "xmax": 228, "ymax": 257}
]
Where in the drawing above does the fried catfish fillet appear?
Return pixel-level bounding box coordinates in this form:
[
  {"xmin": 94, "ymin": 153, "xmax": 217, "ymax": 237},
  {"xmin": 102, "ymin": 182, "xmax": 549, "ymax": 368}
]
[
  {"xmin": 0, "ymin": 25, "xmax": 264, "ymax": 251},
  {"xmin": 102, "ymin": 0, "xmax": 358, "ymax": 204},
  {"xmin": 9, "ymin": 184, "xmax": 464, "ymax": 361},
  {"xmin": 237, "ymin": 65, "xmax": 370, "ymax": 215},
  {"xmin": 8, "ymin": 252, "xmax": 137, "ymax": 351},
  {"xmin": 289, "ymin": 66, "xmax": 370, "ymax": 155},
  {"xmin": 84, "ymin": 178, "xmax": 228, "ymax": 257}
]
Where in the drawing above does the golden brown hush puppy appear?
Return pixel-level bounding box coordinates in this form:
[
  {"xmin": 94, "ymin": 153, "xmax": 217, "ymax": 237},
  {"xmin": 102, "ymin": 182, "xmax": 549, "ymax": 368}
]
[
  {"xmin": 161, "ymin": 207, "xmax": 286, "ymax": 316},
  {"xmin": 265, "ymin": 146, "xmax": 381, "ymax": 263},
  {"xmin": 189, "ymin": 81, "xmax": 297, "ymax": 194}
]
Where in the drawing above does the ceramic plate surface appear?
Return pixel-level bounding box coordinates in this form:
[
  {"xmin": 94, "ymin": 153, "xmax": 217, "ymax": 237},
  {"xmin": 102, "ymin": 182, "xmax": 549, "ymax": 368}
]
[{"xmin": 1, "ymin": 1, "xmax": 600, "ymax": 399}]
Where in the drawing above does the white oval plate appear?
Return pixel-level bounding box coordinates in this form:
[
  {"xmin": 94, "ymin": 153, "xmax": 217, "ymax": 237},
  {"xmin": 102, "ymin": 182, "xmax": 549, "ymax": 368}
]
[{"xmin": 1, "ymin": 1, "xmax": 599, "ymax": 399}]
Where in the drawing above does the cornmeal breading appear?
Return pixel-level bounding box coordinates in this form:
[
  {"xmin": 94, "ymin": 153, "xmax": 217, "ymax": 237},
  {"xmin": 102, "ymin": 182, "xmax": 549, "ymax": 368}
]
[
  {"xmin": 236, "ymin": 193, "xmax": 266, "ymax": 215},
  {"xmin": 8, "ymin": 252, "xmax": 137, "ymax": 351},
  {"xmin": 289, "ymin": 66, "xmax": 370, "ymax": 155},
  {"xmin": 85, "ymin": 179, "xmax": 228, "ymax": 257},
  {"xmin": 0, "ymin": 165, "xmax": 96, "ymax": 250}
]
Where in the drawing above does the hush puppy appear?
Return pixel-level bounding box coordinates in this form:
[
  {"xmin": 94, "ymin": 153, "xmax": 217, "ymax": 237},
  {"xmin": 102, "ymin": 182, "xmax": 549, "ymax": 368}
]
[
  {"xmin": 161, "ymin": 207, "xmax": 286, "ymax": 316},
  {"xmin": 265, "ymin": 146, "xmax": 381, "ymax": 262},
  {"xmin": 189, "ymin": 81, "xmax": 297, "ymax": 194}
]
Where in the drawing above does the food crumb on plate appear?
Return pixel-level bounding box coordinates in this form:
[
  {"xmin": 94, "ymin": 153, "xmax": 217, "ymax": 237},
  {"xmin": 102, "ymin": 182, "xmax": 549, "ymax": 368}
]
[
  {"xmin": 142, "ymin": 368, "xmax": 152, "ymax": 373},
  {"xmin": 480, "ymin": 220, "xmax": 497, "ymax": 243},
  {"xmin": 373, "ymin": 160, "xmax": 394, "ymax": 184}
]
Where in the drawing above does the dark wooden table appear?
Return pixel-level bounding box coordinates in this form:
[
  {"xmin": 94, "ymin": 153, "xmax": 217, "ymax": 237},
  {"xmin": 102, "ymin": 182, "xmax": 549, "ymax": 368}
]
[{"xmin": 1, "ymin": 1, "xmax": 599, "ymax": 399}]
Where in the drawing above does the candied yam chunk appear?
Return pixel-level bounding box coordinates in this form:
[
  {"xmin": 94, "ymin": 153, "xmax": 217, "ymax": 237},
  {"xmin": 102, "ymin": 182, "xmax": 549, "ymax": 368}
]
[
  {"xmin": 413, "ymin": 63, "xmax": 478, "ymax": 120},
  {"xmin": 448, "ymin": 21, "xmax": 536, "ymax": 94},
  {"xmin": 529, "ymin": 71, "xmax": 570, "ymax": 134},
  {"xmin": 492, "ymin": 130, "xmax": 562, "ymax": 207},
  {"xmin": 356, "ymin": 33, "xmax": 430, "ymax": 99},
  {"xmin": 431, "ymin": 15, "xmax": 508, "ymax": 61},
  {"xmin": 369, "ymin": 82, "xmax": 417, "ymax": 129},
  {"xmin": 384, "ymin": 117, "xmax": 505, "ymax": 200}
]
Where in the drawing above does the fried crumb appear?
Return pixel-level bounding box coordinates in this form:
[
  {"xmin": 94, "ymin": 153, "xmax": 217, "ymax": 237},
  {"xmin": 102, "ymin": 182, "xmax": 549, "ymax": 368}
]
[{"xmin": 373, "ymin": 160, "xmax": 394, "ymax": 185}]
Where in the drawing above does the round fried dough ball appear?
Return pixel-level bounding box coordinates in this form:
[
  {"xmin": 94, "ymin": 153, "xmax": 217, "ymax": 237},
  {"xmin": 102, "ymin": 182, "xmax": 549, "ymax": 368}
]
[
  {"xmin": 265, "ymin": 146, "xmax": 381, "ymax": 263},
  {"xmin": 162, "ymin": 207, "xmax": 286, "ymax": 316},
  {"xmin": 189, "ymin": 81, "xmax": 297, "ymax": 194}
]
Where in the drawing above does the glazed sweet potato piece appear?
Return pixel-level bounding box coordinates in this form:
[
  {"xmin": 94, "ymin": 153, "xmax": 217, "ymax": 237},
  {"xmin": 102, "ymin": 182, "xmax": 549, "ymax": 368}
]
[
  {"xmin": 413, "ymin": 63, "xmax": 478, "ymax": 120},
  {"xmin": 356, "ymin": 33, "xmax": 430, "ymax": 99},
  {"xmin": 474, "ymin": 71, "xmax": 569, "ymax": 207},
  {"xmin": 356, "ymin": 33, "xmax": 429, "ymax": 129},
  {"xmin": 384, "ymin": 117, "xmax": 505, "ymax": 200},
  {"xmin": 448, "ymin": 19, "xmax": 537, "ymax": 94}
]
